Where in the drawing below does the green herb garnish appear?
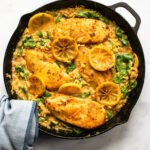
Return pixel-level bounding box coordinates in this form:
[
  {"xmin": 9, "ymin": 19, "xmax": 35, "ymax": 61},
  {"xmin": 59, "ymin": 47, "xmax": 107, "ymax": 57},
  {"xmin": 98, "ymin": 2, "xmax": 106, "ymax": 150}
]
[
  {"xmin": 81, "ymin": 92, "xmax": 91, "ymax": 98},
  {"xmin": 72, "ymin": 128, "xmax": 85, "ymax": 135},
  {"xmin": 21, "ymin": 86, "xmax": 28, "ymax": 98},
  {"xmin": 75, "ymin": 10, "xmax": 109, "ymax": 24},
  {"xmin": 64, "ymin": 62, "xmax": 76, "ymax": 73},
  {"xmin": 36, "ymin": 31, "xmax": 43, "ymax": 38},
  {"xmin": 114, "ymin": 54, "xmax": 133, "ymax": 84},
  {"xmin": 22, "ymin": 36, "xmax": 36, "ymax": 48},
  {"xmin": 39, "ymin": 40, "xmax": 45, "ymax": 46},
  {"xmin": 37, "ymin": 91, "xmax": 51, "ymax": 104},
  {"xmin": 17, "ymin": 47, "xmax": 23, "ymax": 56},
  {"xmin": 75, "ymin": 10, "xmax": 100, "ymax": 19},
  {"xmin": 105, "ymin": 110, "xmax": 112, "ymax": 120},
  {"xmin": 121, "ymin": 86, "xmax": 129, "ymax": 98},
  {"xmin": 115, "ymin": 26, "xmax": 129, "ymax": 46},
  {"xmin": 44, "ymin": 91, "xmax": 51, "ymax": 97},
  {"xmin": 15, "ymin": 66, "xmax": 24, "ymax": 73},
  {"xmin": 15, "ymin": 66, "xmax": 29, "ymax": 80},
  {"xmin": 130, "ymin": 81, "xmax": 137, "ymax": 90},
  {"xmin": 50, "ymin": 121, "xmax": 58, "ymax": 127},
  {"xmin": 46, "ymin": 32, "xmax": 51, "ymax": 39},
  {"xmin": 38, "ymin": 117, "xmax": 45, "ymax": 122},
  {"xmin": 55, "ymin": 61, "xmax": 61, "ymax": 68},
  {"xmin": 55, "ymin": 15, "xmax": 65, "ymax": 24}
]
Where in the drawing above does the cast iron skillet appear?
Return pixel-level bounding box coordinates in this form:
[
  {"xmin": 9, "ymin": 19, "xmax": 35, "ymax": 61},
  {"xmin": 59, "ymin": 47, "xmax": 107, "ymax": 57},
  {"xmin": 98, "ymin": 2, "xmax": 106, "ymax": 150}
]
[{"xmin": 3, "ymin": 0, "xmax": 145, "ymax": 139}]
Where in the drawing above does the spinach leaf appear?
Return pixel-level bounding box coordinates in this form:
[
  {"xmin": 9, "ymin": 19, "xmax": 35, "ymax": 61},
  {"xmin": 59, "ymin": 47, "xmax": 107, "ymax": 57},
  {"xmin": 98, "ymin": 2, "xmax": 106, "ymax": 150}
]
[
  {"xmin": 46, "ymin": 32, "xmax": 51, "ymax": 39},
  {"xmin": 75, "ymin": 10, "xmax": 109, "ymax": 24},
  {"xmin": 64, "ymin": 62, "xmax": 76, "ymax": 73},
  {"xmin": 121, "ymin": 86, "xmax": 129, "ymax": 98},
  {"xmin": 38, "ymin": 97, "xmax": 45, "ymax": 103},
  {"xmin": 130, "ymin": 81, "xmax": 137, "ymax": 90},
  {"xmin": 55, "ymin": 61, "xmax": 61, "ymax": 68},
  {"xmin": 37, "ymin": 91, "xmax": 51, "ymax": 104},
  {"xmin": 105, "ymin": 110, "xmax": 112, "ymax": 120},
  {"xmin": 17, "ymin": 47, "xmax": 23, "ymax": 56},
  {"xmin": 55, "ymin": 15, "xmax": 65, "ymax": 24},
  {"xmin": 114, "ymin": 74, "xmax": 123, "ymax": 84},
  {"xmin": 75, "ymin": 10, "xmax": 100, "ymax": 19},
  {"xmin": 115, "ymin": 54, "xmax": 133, "ymax": 73},
  {"xmin": 15, "ymin": 66, "xmax": 24, "ymax": 73},
  {"xmin": 39, "ymin": 40, "xmax": 45, "ymax": 46},
  {"xmin": 15, "ymin": 66, "xmax": 29, "ymax": 80},
  {"xmin": 99, "ymin": 15, "xmax": 110, "ymax": 24},
  {"xmin": 36, "ymin": 31, "xmax": 43, "ymax": 38},
  {"xmin": 44, "ymin": 91, "xmax": 51, "ymax": 97},
  {"xmin": 21, "ymin": 86, "xmax": 28, "ymax": 98},
  {"xmin": 81, "ymin": 92, "xmax": 91, "ymax": 98},
  {"xmin": 114, "ymin": 54, "xmax": 134, "ymax": 97},
  {"xmin": 72, "ymin": 128, "xmax": 85, "ymax": 135},
  {"xmin": 114, "ymin": 54, "xmax": 137, "ymax": 98},
  {"xmin": 38, "ymin": 117, "xmax": 45, "ymax": 122},
  {"xmin": 22, "ymin": 36, "xmax": 36, "ymax": 48},
  {"xmin": 115, "ymin": 26, "xmax": 129, "ymax": 46}
]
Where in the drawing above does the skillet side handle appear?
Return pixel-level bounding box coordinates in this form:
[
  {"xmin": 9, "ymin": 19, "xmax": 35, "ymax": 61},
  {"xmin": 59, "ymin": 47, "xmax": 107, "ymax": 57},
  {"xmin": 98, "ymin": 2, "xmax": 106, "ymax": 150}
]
[{"xmin": 110, "ymin": 2, "xmax": 141, "ymax": 34}]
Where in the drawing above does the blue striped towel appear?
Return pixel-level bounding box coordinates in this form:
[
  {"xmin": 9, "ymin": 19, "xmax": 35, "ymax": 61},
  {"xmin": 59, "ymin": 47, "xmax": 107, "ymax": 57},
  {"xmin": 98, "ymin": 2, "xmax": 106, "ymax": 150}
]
[{"xmin": 0, "ymin": 96, "xmax": 38, "ymax": 150}]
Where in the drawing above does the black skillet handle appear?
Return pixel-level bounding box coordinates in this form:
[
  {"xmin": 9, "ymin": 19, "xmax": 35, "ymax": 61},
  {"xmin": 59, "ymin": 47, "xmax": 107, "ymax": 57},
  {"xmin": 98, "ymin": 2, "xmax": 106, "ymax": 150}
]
[{"xmin": 110, "ymin": 2, "xmax": 141, "ymax": 34}]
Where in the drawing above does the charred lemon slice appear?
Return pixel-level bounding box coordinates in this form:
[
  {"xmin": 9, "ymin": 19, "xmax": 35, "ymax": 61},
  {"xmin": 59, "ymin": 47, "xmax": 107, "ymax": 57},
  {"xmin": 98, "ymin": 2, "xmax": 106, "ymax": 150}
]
[
  {"xmin": 89, "ymin": 46, "xmax": 115, "ymax": 71},
  {"xmin": 52, "ymin": 36, "xmax": 78, "ymax": 62},
  {"xmin": 58, "ymin": 83, "xmax": 81, "ymax": 95},
  {"xmin": 133, "ymin": 53, "xmax": 139, "ymax": 68},
  {"xmin": 28, "ymin": 74, "xmax": 45, "ymax": 97},
  {"xmin": 28, "ymin": 13, "xmax": 54, "ymax": 33},
  {"xmin": 96, "ymin": 82, "xmax": 121, "ymax": 106}
]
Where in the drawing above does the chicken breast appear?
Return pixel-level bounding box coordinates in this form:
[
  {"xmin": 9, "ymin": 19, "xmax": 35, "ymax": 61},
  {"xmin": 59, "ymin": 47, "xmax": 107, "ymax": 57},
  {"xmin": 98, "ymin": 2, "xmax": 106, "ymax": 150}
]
[
  {"xmin": 53, "ymin": 18, "xmax": 109, "ymax": 44},
  {"xmin": 45, "ymin": 94, "xmax": 106, "ymax": 129},
  {"xmin": 38, "ymin": 63, "xmax": 70, "ymax": 90},
  {"xmin": 24, "ymin": 50, "xmax": 54, "ymax": 73},
  {"xmin": 25, "ymin": 50, "xmax": 71, "ymax": 90}
]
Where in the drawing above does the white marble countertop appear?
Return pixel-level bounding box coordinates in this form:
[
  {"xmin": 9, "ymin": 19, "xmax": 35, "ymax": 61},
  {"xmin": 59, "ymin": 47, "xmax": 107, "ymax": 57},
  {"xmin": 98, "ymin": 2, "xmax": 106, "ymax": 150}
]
[{"xmin": 0, "ymin": 0, "xmax": 150, "ymax": 149}]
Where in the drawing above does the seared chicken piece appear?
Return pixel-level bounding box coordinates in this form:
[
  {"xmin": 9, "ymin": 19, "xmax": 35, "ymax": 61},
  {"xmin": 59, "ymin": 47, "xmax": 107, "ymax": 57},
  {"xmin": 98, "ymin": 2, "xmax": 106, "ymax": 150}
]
[
  {"xmin": 53, "ymin": 18, "xmax": 109, "ymax": 44},
  {"xmin": 38, "ymin": 63, "xmax": 70, "ymax": 90},
  {"xmin": 24, "ymin": 50, "xmax": 54, "ymax": 73},
  {"xmin": 45, "ymin": 94, "xmax": 106, "ymax": 129},
  {"xmin": 25, "ymin": 50, "xmax": 70, "ymax": 90},
  {"xmin": 75, "ymin": 46, "xmax": 113, "ymax": 88}
]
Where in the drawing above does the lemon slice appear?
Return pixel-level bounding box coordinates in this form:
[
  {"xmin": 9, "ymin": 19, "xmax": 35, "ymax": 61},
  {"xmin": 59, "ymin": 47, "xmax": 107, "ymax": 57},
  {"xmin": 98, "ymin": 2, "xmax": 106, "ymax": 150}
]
[
  {"xmin": 28, "ymin": 13, "xmax": 54, "ymax": 33},
  {"xmin": 58, "ymin": 83, "xmax": 82, "ymax": 95},
  {"xmin": 96, "ymin": 82, "xmax": 121, "ymax": 106},
  {"xmin": 133, "ymin": 53, "xmax": 139, "ymax": 68},
  {"xmin": 28, "ymin": 74, "xmax": 45, "ymax": 97},
  {"xmin": 52, "ymin": 36, "xmax": 78, "ymax": 62},
  {"xmin": 88, "ymin": 46, "xmax": 115, "ymax": 71}
]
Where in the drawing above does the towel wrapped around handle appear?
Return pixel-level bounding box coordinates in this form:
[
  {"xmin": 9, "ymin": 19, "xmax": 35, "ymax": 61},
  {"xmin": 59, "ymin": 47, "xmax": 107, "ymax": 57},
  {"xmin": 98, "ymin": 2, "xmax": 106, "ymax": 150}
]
[{"xmin": 0, "ymin": 95, "xmax": 38, "ymax": 150}]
